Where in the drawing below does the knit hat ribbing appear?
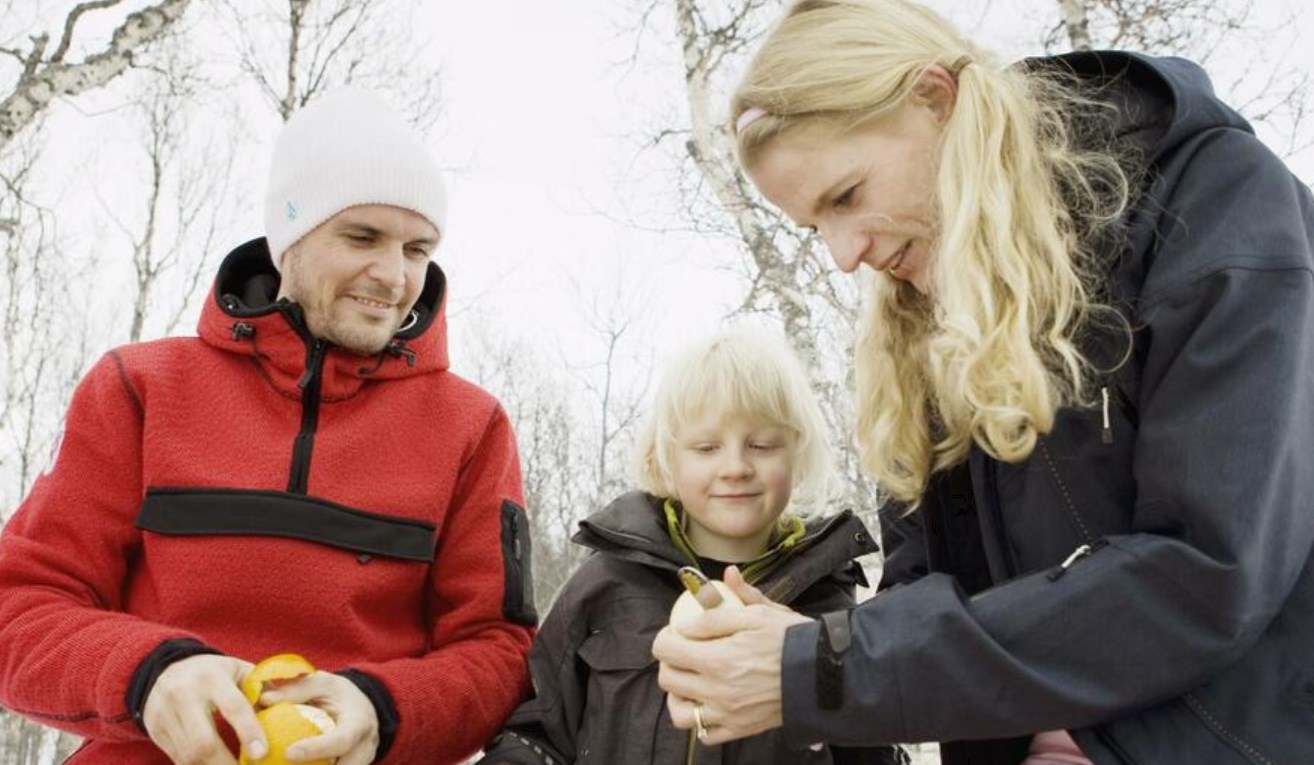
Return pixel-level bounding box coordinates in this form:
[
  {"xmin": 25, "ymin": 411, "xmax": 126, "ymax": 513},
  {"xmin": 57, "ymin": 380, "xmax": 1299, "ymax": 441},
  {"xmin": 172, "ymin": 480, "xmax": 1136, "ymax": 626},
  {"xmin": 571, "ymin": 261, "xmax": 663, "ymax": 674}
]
[{"xmin": 263, "ymin": 88, "xmax": 448, "ymax": 270}]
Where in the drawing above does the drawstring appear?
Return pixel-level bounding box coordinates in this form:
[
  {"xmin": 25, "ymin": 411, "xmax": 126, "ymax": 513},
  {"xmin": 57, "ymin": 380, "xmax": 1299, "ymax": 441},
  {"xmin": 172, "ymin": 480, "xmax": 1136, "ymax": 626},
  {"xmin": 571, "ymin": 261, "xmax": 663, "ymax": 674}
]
[
  {"xmin": 359, "ymin": 341, "xmax": 418, "ymax": 377},
  {"xmin": 1100, "ymin": 386, "xmax": 1112, "ymax": 444},
  {"xmin": 386, "ymin": 341, "xmax": 417, "ymax": 367}
]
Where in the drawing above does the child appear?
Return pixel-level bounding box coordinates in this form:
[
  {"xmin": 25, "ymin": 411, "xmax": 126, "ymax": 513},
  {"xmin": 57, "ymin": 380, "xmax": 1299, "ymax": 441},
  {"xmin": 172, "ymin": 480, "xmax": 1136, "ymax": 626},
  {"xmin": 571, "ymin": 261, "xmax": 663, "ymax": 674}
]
[{"xmin": 477, "ymin": 327, "xmax": 906, "ymax": 765}]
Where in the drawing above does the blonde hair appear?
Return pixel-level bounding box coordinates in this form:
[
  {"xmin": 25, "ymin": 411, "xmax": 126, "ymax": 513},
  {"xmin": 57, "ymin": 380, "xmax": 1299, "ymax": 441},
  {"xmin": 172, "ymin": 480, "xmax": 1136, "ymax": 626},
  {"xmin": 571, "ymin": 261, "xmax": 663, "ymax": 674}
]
[
  {"xmin": 634, "ymin": 326, "xmax": 838, "ymax": 518},
  {"xmin": 733, "ymin": 0, "xmax": 1132, "ymax": 503}
]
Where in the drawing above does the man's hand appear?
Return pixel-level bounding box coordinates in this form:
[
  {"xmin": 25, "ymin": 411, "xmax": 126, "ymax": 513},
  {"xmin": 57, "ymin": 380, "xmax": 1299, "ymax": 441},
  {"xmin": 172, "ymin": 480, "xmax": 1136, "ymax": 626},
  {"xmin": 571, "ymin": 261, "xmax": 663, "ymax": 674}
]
[
  {"xmin": 259, "ymin": 671, "xmax": 380, "ymax": 765},
  {"xmin": 143, "ymin": 654, "xmax": 264, "ymax": 765},
  {"xmin": 653, "ymin": 565, "xmax": 811, "ymax": 746}
]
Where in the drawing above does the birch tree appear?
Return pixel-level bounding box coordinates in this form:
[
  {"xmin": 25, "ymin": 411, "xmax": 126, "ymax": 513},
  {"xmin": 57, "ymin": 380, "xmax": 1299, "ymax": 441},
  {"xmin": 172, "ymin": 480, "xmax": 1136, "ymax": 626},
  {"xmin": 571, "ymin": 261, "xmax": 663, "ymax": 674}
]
[
  {"xmin": 637, "ymin": 1, "xmax": 1311, "ymax": 762},
  {"xmin": 645, "ymin": 0, "xmax": 881, "ymax": 526},
  {"xmin": 635, "ymin": 0, "xmax": 1312, "ymax": 532},
  {"xmin": 0, "ymin": 0, "xmax": 191, "ymax": 155},
  {"xmin": 0, "ymin": 1, "xmax": 444, "ymax": 759}
]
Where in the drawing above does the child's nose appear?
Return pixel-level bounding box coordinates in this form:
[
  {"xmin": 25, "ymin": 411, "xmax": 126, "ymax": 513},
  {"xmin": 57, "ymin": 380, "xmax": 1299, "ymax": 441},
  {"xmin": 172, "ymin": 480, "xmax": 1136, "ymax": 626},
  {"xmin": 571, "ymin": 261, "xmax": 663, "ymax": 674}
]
[{"xmin": 720, "ymin": 448, "xmax": 754, "ymax": 477}]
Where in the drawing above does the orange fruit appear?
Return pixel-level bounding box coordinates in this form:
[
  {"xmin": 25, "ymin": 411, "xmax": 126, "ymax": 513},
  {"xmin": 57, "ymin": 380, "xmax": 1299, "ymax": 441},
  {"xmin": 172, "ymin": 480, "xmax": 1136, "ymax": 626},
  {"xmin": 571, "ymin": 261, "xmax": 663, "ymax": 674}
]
[
  {"xmin": 240, "ymin": 653, "xmax": 316, "ymax": 706},
  {"xmin": 238, "ymin": 703, "xmax": 336, "ymax": 765}
]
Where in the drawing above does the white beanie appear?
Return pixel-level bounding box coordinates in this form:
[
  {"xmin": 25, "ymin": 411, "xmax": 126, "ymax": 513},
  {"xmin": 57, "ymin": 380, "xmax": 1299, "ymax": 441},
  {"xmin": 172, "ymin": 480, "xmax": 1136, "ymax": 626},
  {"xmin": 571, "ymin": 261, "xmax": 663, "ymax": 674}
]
[{"xmin": 263, "ymin": 88, "xmax": 448, "ymax": 270}]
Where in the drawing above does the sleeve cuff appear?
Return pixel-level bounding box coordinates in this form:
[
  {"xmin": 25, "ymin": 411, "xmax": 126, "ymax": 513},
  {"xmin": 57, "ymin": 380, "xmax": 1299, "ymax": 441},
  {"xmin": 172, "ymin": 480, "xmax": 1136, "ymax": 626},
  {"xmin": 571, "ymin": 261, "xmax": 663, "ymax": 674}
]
[
  {"xmin": 339, "ymin": 668, "xmax": 399, "ymax": 762},
  {"xmin": 126, "ymin": 638, "xmax": 223, "ymax": 731},
  {"xmin": 781, "ymin": 619, "xmax": 825, "ymax": 748}
]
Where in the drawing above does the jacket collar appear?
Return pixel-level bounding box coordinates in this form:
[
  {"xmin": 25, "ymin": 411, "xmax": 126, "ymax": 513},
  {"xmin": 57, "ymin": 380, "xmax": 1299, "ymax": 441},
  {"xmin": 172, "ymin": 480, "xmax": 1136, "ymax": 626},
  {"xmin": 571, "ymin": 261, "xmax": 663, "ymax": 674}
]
[
  {"xmin": 574, "ymin": 491, "xmax": 878, "ymax": 604},
  {"xmin": 197, "ymin": 238, "xmax": 451, "ymax": 400}
]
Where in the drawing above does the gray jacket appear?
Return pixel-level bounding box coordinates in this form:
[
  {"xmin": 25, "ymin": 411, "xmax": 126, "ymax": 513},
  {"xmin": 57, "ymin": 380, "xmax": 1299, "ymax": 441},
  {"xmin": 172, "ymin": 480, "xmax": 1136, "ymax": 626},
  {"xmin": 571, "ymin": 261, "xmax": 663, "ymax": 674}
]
[
  {"xmin": 780, "ymin": 52, "xmax": 1314, "ymax": 765},
  {"xmin": 479, "ymin": 491, "xmax": 907, "ymax": 765}
]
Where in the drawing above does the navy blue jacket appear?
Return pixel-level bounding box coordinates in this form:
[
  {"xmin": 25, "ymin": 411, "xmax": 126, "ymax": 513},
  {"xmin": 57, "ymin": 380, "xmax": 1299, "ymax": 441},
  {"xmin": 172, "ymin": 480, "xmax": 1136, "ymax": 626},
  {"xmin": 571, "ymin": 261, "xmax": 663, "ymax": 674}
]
[{"xmin": 780, "ymin": 52, "xmax": 1314, "ymax": 765}]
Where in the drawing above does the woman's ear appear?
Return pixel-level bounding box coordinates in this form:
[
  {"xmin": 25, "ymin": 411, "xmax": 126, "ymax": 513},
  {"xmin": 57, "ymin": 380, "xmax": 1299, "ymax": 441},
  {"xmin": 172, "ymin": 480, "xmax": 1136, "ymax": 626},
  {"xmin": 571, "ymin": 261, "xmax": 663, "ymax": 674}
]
[{"xmin": 911, "ymin": 64, "xmax": 958, "ymax": 125}]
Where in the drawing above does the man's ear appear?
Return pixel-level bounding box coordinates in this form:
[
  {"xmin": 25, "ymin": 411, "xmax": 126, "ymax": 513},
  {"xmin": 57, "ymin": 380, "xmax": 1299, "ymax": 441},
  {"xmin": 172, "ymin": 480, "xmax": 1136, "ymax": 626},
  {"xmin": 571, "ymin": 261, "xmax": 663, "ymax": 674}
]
[{"xmin": 911, "ymin": 64, "xmax": 958, "ymax": 125}]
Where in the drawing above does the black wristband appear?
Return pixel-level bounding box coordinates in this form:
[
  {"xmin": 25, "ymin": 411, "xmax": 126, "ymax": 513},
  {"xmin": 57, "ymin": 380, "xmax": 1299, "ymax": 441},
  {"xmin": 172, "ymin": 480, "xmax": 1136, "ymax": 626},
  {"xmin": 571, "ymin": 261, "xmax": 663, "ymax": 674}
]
[
  {"xmin": 339, "ymin": 668, "xmax": 399, "ymax": 762},
  {"xmin": 816, "ymin": 610, "xmax": 851, "ymax": 710},
  {"xmin": 126, "ymin": 638, "xmax": 223, "ymax": 731}
]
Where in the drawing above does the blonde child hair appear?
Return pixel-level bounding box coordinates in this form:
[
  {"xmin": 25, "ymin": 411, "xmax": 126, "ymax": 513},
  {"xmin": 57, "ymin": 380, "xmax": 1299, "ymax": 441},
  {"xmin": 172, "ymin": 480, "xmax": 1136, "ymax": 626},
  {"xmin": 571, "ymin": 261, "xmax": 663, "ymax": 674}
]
[
  {"xmin": 732, "ymin": 0, "xmax": 1133, "ymax": 503},
  {"xmin": 634, "ymin": 325, "xmax": 838, "ymax": 519}
]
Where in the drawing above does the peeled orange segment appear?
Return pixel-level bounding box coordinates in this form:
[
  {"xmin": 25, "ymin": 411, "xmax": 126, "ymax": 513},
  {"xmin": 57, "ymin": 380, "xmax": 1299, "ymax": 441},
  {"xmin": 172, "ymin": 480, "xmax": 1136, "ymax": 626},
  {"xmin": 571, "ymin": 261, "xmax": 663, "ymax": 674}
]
[
  {"xmin": 238, "ymin": 703, "xmax": 337, "ymax": 765},
  {"xmin": 240, "ymin": 653, "xmax": 316, "ymax": 706}
]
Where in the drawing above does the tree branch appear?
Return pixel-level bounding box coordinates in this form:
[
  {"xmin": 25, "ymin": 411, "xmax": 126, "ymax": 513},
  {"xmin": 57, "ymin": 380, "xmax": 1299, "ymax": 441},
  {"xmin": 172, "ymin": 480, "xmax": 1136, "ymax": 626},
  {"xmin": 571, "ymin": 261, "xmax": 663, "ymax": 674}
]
[
  {"xmin": 51, "ymin": 0, "xmax": 127, "ymax": 63},
  {"xmin": 0, "ymin": 0, "xmax": 192, "ymax": 155}
]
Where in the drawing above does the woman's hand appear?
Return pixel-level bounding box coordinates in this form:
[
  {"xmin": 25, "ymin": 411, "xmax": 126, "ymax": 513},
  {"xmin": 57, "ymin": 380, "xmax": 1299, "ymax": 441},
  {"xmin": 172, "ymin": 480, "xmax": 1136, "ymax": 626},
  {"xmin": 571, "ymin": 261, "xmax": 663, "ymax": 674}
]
[{"xmin": 653, "ymin": 566, "xmax": 811, "ymax": 745}]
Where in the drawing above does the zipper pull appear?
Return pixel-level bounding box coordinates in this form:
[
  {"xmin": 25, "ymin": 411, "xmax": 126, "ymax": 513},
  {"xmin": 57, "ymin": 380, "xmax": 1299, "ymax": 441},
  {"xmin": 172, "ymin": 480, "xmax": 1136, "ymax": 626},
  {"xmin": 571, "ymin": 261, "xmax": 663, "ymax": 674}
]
[
  {"xmin": 298, "ymin": 340, "xmax": 326, "ymax": 390},
  {"xmin": 1100, "ymin": 386, "xmax": 1113, "ymax": 444},
  {"xmin": 1047, "ymin": 539, "xmax": 1107, "ymax": 581}
]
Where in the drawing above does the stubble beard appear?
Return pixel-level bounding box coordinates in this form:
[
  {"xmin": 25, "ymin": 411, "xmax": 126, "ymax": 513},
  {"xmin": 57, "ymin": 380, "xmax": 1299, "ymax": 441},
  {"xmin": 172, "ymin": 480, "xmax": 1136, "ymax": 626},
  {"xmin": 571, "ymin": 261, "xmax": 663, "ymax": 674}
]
[{"xmin": 281, "ymin": 264, "xmax": 400, "ymax": 355}]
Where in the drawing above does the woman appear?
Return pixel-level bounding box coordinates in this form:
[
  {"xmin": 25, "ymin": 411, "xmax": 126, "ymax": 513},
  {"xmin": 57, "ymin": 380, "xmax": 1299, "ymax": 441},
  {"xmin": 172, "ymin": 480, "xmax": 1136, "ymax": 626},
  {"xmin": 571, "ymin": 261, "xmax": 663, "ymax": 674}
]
[{"xmin": 650, "ymin": 1, "xmax": 1314, "ymax": 764}]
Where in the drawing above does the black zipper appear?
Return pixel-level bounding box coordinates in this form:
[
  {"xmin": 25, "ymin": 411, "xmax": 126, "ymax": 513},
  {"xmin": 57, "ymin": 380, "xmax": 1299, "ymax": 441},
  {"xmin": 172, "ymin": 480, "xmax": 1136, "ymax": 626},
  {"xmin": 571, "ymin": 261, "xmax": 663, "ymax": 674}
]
[{"xmin": 287, "ymin": 338, "xmax": 327, "ymax": 495}]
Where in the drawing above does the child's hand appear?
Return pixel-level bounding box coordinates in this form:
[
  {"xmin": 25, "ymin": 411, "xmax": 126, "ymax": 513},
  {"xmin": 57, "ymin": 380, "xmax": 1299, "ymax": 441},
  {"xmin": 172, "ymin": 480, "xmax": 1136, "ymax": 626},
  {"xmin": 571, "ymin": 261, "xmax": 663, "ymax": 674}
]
[
  {"xmin": 721, "ymin": 565, "xmax": 766, "ymax": 604},
  {"xmin": 723, "ymin": 565, "xmax": 803, "ymax": 614}
]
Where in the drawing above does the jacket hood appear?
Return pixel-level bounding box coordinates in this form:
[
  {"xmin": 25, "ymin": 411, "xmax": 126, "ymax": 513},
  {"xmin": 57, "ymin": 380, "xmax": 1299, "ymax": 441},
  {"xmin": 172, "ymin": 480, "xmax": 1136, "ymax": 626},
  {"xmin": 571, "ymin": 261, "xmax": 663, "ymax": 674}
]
[
  {"xmin": 197, "ymin": 238, "xmax": 450, "ymax": 400},
  {"xmin": 1028, "ymin": 51, "xmax": 1253, "ymax": 165},
  {"xmin": 574, "ymin": 491, "xmax": 879, "ymax": 605}
]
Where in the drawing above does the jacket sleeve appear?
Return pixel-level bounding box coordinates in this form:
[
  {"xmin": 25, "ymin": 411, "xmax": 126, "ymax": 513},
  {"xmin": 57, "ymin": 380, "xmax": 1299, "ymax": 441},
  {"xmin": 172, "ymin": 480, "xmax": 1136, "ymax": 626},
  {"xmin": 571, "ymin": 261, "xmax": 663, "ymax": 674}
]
[
  {"xmin": 779, "ymin": 128, "xmax": 1314, "ymax": 745},
  {"xmin": 0, "ymin": 352, "xmax": 213, "ymax": 740},
  {"xmin": 476, "ymin": 569, "xmax": 594, "ymax": 765},
  {"xmin": 344, "ymin": 403, "xmax": 537, "ymax": 765}
]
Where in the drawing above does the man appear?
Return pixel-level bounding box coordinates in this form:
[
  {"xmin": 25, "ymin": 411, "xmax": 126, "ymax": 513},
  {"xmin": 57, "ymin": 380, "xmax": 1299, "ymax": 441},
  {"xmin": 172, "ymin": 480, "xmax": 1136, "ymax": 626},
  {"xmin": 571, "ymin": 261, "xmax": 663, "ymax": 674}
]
[{"xmin": 0, "ymin": 89, "xmax": 537, "ymax": 765}]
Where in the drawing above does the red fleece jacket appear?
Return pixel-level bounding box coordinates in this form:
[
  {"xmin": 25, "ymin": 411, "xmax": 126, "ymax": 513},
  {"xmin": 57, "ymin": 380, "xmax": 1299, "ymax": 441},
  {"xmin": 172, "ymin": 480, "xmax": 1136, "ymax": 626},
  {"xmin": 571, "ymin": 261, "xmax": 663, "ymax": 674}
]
[{"xmin": 0, "ymin": 241, "xmax": 535, "ymax": 764}]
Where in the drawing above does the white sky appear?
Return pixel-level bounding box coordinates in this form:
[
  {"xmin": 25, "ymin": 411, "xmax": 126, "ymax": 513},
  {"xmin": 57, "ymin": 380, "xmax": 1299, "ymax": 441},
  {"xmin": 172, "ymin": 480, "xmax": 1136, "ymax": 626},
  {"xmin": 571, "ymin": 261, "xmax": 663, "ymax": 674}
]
[
  {"xmin": 414, "ymin": 0, "xmax": 1314, "ymax": 373},
  {"xmin": 14, "ymin": 0, "xmax": 1314, "ymax": 382}
]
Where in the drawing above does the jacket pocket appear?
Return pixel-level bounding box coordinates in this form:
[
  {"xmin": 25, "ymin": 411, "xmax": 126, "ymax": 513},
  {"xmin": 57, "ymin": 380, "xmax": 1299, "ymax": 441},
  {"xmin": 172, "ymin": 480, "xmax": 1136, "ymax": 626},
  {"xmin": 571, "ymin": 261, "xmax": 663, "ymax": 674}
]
[
  {"xmin": 499, "ymin": 500, "xmax": 538, "ymax": 626},
  {"xmin": 133, "ymin": 488, "xmax": 436, "ymax": 649},
  {"xmin": 137, "ymin": 487, "xmax": 437, "ymax": 560},
  {"xmin": 575, "ymin": 628, "xmax": 661, "ymax": 764}
]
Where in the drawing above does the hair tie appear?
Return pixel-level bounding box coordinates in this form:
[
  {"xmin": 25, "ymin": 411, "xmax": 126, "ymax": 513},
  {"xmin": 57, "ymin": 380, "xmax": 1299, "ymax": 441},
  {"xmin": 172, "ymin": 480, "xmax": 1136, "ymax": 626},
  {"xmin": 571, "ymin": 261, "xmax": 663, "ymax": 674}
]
[
  {"xmin": 735, "ymin": 106, "xmax": 769, "ymax": 134},
  {"xmin": 950, "ymin": 55, "xmax": 974, "ymax": 74}
]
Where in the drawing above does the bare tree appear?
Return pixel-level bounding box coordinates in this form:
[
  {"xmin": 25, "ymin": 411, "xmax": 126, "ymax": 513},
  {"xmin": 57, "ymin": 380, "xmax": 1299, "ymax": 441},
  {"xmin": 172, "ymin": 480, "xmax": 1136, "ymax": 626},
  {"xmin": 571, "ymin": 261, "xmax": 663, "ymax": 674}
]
[
  {"xmin": 0, "ymin": 127, "xmax": 93, "ymax": 765},
  {"xmin": 636, "ymin": 2, "xmax": 1313, "ymax": 762},
  {"xmin": 99, "ymin": 39, "xmax": 236, "ymax": 342},
  {"xmin": 0, "ymin": 1, "xmax": 441, "ymax": 758},
  {"xmin": 457, "ymin": 322, "xmax": 595, "ymax": 612},
  {"xmin": 216, "ymin": 0, "xmax": 443, "ymax": 126},
  {"xmin": 1052, "ymin": 0, "xmax": 1311, "ymax": 159},
  {"xmin": 0, "ymin": 0, "xmax": 192, "ymax": 155},
  {"xmin": 569, "ymin": 283, "xmax": 653, "ymax": 511},
  {"xmin": 638, "ymin": 0, "xmax": 884, "ymax": 528},
  {"xmin": 455, "ymin": 270, "xmax": 654, "ymax": 613}
]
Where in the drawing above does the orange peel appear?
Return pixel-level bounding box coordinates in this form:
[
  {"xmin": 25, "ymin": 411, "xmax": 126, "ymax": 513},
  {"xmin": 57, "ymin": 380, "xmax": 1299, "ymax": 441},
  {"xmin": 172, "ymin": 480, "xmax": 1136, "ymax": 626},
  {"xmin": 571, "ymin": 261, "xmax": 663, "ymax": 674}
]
[{"xmin": 240, "ymin": 653, "xmax": 316, "ymax": 706}]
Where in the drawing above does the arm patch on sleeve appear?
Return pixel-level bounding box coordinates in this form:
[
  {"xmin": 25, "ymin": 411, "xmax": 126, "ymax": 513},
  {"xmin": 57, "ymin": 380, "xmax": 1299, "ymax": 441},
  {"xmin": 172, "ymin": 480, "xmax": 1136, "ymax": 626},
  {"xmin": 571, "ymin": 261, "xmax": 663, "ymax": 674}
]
[{"xmin": 499, "ymin": 500, "xmax": 538, "ymax": 626}]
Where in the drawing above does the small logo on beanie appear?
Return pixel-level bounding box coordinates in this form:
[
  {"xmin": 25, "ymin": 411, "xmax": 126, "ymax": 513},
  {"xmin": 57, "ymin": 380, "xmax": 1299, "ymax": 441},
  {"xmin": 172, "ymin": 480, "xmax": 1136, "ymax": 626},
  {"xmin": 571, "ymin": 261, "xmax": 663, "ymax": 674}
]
[{"xmin": 286, "ymin": 201, "xmax": 299, "ymax": 221}]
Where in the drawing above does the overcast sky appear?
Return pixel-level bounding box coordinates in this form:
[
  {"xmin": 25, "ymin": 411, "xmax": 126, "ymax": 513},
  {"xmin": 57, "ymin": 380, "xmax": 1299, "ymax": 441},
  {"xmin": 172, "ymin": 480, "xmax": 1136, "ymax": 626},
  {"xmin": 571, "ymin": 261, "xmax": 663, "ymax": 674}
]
[
  {"xmin": 414, "ymin": 0, "xmax": 1314, "ymax": 374},
  {"xmin": 19, "ymin": 0, "xmax": 1314, "ymax": 381}
]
